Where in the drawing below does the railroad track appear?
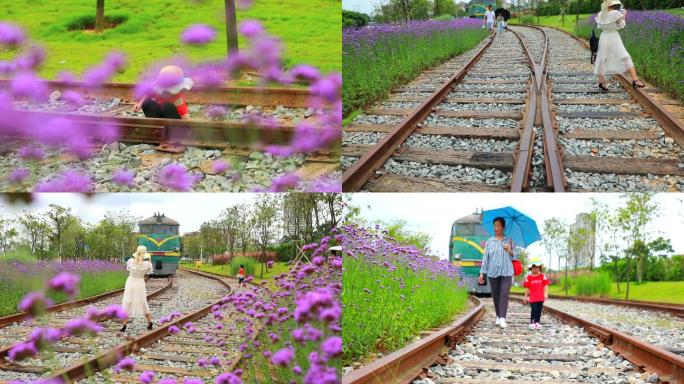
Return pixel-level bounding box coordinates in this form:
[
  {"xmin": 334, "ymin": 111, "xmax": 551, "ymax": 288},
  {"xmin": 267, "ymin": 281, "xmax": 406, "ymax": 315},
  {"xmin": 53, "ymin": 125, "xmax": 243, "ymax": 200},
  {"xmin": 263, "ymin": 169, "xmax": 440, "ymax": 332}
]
[
  {"xmin": 0, "ymin": 80, "xmax": 339, "ymax": 192},
  {"xmin": 342, "ymin": 296, "xmax": 684, "ymax": 384},
  {"xmin": 510, "ymin": 292, "xmax": 684, "ymax": 318},
  {"xmin": 341, "ymin": 25, "xmax": 684, "ymax": 192},
  {"xmin": 0, "ymin": 269, "xmax": 231, "ymax": 383}
]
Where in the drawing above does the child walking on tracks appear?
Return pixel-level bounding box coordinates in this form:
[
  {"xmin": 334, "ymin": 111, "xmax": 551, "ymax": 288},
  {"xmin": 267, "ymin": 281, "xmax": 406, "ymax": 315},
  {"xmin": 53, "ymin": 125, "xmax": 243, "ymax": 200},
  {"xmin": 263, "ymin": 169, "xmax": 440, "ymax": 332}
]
[{"xmin": 523, "ymin": 258, "xmax": 549, "ymax": 330}]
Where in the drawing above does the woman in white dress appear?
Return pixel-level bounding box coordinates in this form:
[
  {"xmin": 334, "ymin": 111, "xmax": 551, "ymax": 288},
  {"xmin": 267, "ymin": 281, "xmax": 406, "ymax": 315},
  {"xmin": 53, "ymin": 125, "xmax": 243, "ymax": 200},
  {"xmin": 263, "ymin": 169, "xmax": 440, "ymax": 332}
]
[
  {"xmin": 594, "ymin": 0, "xmax": 646, "ymax": 91},
  {"xmin": 120, "ymin": 246, "xmax": 154, "ymax": 332}
]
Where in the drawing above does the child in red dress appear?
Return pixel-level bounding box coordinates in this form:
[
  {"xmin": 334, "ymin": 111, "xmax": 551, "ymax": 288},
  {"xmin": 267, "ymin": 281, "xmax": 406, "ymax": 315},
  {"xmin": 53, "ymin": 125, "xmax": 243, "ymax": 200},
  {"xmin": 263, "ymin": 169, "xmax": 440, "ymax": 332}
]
[{"xmin": 522, "ymin": 258, "xmax": 549, "ymax": 330}]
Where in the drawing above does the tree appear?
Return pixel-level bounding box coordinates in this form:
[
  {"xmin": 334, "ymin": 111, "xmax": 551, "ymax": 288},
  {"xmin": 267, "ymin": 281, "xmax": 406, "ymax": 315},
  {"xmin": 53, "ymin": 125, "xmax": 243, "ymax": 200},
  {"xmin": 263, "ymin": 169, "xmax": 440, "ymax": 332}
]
[
  {"xmin": 434, "ymin": 0, "xmax": 457, "ymax": 16},
  {"xmin": 225, "ymin": 0, "xmax": 238, "ymax": 53},
  {"xmin": 218, "ymin": 206, "xmax": 240, "ymax": 263},
  {"xmin": 254, "ymin": 194, "xmax": 280, "ymax": 278},
  {"xmin": 0, "ymin": 215, "xmax": 18, "ymax": 254},
  {"xmin": 542, "ymin": 218, "xmax": 567, "ymax": 273},
  {"xmin": 17, "ymin": 211, "xmax": 51, "ymax": 259},
  {"xmin": 95, "ymin": 0, "xmax": 105, "ymax": 33},
  {"xmin": 46, "ymin": 204, "xmax": 73, "ymax": 262},
  {"xmin": 618, "ymin": 193, "xmax": 658, "ymax": 299},
  {"xmin": 377, "ymin": 219, "xmax": 432, "ymax": 251},
  {"xmin": 236, "ymin": 204, "xmax": 255, "ymax": 257}
]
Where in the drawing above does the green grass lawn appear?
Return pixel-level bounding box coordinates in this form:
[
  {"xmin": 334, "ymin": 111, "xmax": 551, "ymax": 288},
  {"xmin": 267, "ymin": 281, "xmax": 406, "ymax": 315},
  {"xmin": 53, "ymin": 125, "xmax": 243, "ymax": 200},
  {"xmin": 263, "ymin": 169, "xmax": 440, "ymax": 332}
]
[
  {"xmin": 0, "ymin": 0, "xmax": 340, "ymax": 83},
  {"xmin": 181, "ymin": 261, "xmax": 292, "ymax": 289},
  {"xmin": 513, "ymin": 14, "xmax": 591, "ymax": 34},
  {"xmin": 511, "ymin": 281, "xmax": 684, "ymax": 304}
]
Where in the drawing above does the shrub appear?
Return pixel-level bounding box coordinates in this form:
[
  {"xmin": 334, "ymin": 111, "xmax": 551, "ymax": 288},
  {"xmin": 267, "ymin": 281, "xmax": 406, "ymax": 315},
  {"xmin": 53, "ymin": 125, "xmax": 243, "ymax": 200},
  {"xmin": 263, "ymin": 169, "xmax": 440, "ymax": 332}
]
[
  {"xmin": 433, "ymin": 14, "xmax": 456, "ymax": 21},
  {"xmin": 575, "ymin": 272, "xmax": 613, "ymax": 297},
  {"xmin": 229, "ymin": 256, "xmax": 257, "ymax": 277},
  {"xmin": 65, "ymin": 13, "xmax": 129, "ymax": 31},
  {"xmin": 521, "ymin": 15, "xmax": 535, "ymax": 25}
]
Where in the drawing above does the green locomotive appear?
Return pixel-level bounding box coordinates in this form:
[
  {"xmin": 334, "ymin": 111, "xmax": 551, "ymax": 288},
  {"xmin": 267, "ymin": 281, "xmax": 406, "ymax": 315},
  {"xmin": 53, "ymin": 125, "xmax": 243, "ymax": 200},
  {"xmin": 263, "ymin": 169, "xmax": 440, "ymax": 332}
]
[
  {"xmin": 132, "ymin": 213, "xmax": 181, "ymax": 276},
  {"xmin": 449, "ymin": 212, "xmax": 491, "ymax": 295}
]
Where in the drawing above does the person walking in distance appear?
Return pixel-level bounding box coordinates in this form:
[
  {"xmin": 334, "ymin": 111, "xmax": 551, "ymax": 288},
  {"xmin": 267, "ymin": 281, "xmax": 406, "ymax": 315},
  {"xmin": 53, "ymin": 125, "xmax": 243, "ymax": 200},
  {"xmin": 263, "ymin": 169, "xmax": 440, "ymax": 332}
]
[{"xmin": 483, "ymin": 5, "xmax": 496, "ymax": 35}]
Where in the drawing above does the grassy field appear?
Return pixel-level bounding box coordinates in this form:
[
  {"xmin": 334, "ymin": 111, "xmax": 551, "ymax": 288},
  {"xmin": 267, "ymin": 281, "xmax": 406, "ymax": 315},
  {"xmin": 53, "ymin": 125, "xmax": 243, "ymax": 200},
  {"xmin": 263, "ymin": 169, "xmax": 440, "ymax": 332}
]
[
  {"xmin": 0, "ymin": 0, "xmax": 340, "ymax": 82},
  {"xmin": 181, "ymin": 260, "xmax": 292, "ymax": 288},
  {"xmin": 511, "ymin": 281, "xmax": 684, "ymax": 304}
]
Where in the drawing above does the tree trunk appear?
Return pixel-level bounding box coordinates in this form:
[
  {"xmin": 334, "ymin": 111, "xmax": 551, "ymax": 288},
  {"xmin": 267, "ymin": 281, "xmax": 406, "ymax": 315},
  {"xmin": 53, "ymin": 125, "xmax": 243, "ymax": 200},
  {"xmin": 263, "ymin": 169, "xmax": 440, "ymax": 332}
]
[
  {"xmin": 625, "ymin": 255, "xmax": 632, "ymax": 300},
  {"xmin": 95, "ymin": 0, "xmax": 105, "ymax": 33},
  {"xmin": 225, "ymin": 0, "xmax": 238, "ymax": 54}
]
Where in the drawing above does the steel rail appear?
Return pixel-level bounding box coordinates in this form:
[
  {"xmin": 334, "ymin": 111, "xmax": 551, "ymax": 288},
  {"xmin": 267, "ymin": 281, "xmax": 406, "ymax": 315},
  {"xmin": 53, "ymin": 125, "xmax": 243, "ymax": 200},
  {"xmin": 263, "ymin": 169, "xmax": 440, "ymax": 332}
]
[
  {"xmin": 0, "ymin": 80, "xmax": 312, "ymax": 108},
  {"xmin": 342, "ymin": 36, "xmax": 496, "ymax": 192},
  {"xmin": 43, "ymin": 269, "xmax": 231, "ymax": 383},
  {"xmin": 0, "ymin": 276, "xmax": 173, "ymax": 360},
  {"xmin": 510, "ymin": 296, "xmax": 684, "ymax": 383},
  {"xmin": 510, "ymin": 291, "xmax": 684, "ymax": 317},
  {"xmin": 6, "ymin": 108, "xmax": 298, "ymax": 148},
  {"xmin": 342, "ymin": 296, "xmax": 485, "ymax": 384},
  {"xmin": 542, "ymin": 26, "xmax": 684, "ymax": 181},
  {"xmin": 344, "ymin": 294, "xmax": 684, "ymax": 383},
  {"xmin": 507, "ymin": 27, "xmax": 547, "ymax": 191}
]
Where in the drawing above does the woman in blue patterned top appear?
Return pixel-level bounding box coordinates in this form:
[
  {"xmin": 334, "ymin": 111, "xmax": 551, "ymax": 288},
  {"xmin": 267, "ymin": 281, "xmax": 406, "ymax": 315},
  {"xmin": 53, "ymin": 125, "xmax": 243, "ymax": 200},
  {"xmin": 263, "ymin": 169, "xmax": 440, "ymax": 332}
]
[{"xmin": 478, "ymin": 217, "xmax": 519, "ymax": 328}]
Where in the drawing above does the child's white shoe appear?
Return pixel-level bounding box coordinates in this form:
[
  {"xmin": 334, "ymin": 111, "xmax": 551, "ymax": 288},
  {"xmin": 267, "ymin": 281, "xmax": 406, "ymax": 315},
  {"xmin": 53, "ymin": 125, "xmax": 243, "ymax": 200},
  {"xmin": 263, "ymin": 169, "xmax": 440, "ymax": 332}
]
[
  {"xmin": 499, "ymin": 318, "xmax": 507, "ymax": 328},
  {"xmin": 495, "ymin": 317, "xmax": 501, "ymax": 325},
  {"xmin": 534, "ymin": 322, "xmax": 542, "ymax": 330},
  {"xmin": 528, "ymin": 323, "xmax": 536, "ymax": 330}
]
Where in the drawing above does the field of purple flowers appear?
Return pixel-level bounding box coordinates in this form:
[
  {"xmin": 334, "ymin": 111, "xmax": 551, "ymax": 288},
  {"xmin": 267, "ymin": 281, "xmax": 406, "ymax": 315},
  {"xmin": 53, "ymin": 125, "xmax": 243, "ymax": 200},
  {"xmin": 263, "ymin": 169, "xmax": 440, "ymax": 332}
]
[
  {"xmin": 225, "ymin": 230, "xmax": 342, "ymax": 383},
  {"xmin": 341, "ymin": 225, "xmax": 468, "ymax": 365},
  {"xmin": 2, "ymin": 231, "xmax": 341, "ymax": 383},
  {"xmin": 343, "ymin": 18, "xmax": 487, "ymax": 116},
  {"xmin": 0, "ymin": 259, "xmax": 126, "ymax": 317},
  {"xmin": 576, "ymin": 10, "xmax": 684, "ymax": 101}
]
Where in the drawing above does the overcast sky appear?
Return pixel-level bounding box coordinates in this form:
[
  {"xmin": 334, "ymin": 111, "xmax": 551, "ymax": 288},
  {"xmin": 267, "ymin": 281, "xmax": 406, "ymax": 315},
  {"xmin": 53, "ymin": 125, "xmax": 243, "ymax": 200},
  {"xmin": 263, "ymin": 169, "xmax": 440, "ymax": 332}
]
[
  {"xmin": 343, "ymin": 0, "xmax": 379, "ymax": 14},
  {"xmin": 0, "ymin": 194, "xmax": 259, "ymax": 235},
  {"xmin": 346, "ymin": 193, "xmax": 684, "ymax": 266}
]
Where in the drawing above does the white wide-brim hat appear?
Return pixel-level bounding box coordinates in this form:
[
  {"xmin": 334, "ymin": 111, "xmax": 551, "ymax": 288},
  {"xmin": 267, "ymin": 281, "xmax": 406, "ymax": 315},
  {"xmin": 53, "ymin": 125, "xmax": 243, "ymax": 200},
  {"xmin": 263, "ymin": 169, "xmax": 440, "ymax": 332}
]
[
  {"xmin": 608, "ymin": 0, "xmax": 622, "ymax": 6},
  {"xmin": 154, "ymin": 77, "xmax": 194, "ymax": 95}
]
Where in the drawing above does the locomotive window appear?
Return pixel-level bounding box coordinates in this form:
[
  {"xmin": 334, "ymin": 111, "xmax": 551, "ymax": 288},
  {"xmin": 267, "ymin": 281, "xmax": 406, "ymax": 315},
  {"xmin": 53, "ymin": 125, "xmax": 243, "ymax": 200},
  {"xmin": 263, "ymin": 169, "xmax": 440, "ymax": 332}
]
[
  {"xmin": 474, "ymin": 225, "xmax": 489, "ymax": 237},
  {"xmin": 457, "ymin": 224, "xmax": 474, "ymax": 236}
]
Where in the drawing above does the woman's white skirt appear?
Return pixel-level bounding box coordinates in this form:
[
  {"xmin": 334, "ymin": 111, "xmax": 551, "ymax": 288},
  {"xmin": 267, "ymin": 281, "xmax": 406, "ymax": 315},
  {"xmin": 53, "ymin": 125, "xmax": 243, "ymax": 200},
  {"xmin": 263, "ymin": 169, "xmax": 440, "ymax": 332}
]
[
  {"xmin": 594, "ymin": 30, "xmax": 634, "ymax": 76},
  {"xmin": 121, "ymin": 277, "xmax": 150, "ymax": 317}
]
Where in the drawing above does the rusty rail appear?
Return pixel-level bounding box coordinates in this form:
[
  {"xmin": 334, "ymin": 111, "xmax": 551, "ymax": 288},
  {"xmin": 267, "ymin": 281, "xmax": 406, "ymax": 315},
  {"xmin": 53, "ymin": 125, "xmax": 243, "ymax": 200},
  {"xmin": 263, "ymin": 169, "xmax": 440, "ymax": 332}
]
[
  {"xmin": 0, "ymin": 276, "xmax": 173, "ymax": 360},
  {"xmin": 510, "ymin": 296, "xmax": 684, "ymax": 383},
  {"xmin": 542, "ymin": 26, "xmax": 684, "ymax": 162},
  {"xmin": 342, "ymin": 36, "xmax": 496, "ymax": 192},
  {"xmin": 44, "ymin": 269, "xmax": 230, "ymax": 383},
  {"xmin": 342, "ymin": 296, "xmax": 484, "ymax": 384},
  {"xmin": 507, "ymin": 27, "xmax": 546, "ymax": 191},
  {"xmin": 510, "ymin": 291, "xmax": 684, "ymax": 317},
  {"xmin": 0, "ymin": 80, "xmax": 312, "ymax": 108}
]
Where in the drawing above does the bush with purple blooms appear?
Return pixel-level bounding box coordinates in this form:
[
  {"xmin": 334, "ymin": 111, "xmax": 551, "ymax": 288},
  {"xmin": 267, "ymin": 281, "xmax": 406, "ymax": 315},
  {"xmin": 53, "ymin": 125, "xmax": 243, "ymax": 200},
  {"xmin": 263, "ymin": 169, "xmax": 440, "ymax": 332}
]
[
  {"xmin": 225, "ymin": 231, "xmax": 342, "ymax": 383},
  {"xmin": 343, "ymin": 18, "xmax": 488, "ymax": 116},
  {"xmin": 0, "ymin": 259, "xmax": 126, "ymax": 317},
  {"xmin": 342, "ymin": 225, "xmax": 468, "ymax": 365},
  {"xmin": 576, "ymin": 11, "xmax": 684, "ymax": 101}
]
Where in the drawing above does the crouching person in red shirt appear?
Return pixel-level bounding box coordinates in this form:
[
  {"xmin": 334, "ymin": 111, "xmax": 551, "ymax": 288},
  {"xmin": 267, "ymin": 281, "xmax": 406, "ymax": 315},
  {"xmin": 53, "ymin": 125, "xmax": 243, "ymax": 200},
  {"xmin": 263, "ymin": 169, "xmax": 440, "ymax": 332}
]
[
  {"xmin": 133, "ymin": 65, "xmax": 193, "ymax": 120},
  {"xmin": 522, "ymin": 258, "xmax": 549, "ymax": 330}
]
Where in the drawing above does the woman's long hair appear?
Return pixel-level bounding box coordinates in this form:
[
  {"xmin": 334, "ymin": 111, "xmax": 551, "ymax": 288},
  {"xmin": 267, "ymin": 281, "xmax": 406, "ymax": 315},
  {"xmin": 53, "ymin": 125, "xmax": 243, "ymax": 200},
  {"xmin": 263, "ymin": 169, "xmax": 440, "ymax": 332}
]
[{"xmin": 133, "ymin": 245, "xmax": 148, "ymax": 263}]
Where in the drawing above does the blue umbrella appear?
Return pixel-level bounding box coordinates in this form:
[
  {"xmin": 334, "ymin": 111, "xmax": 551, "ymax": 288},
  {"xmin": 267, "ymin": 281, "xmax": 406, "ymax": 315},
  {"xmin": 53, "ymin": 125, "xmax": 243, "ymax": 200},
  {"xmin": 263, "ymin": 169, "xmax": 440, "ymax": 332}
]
[{"xmin": 481, "ymin": 206, "xmax": 541, "ymax": 248}]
